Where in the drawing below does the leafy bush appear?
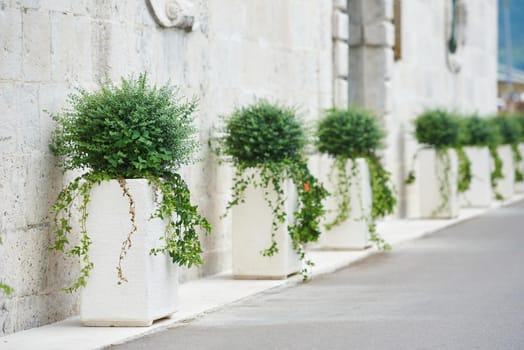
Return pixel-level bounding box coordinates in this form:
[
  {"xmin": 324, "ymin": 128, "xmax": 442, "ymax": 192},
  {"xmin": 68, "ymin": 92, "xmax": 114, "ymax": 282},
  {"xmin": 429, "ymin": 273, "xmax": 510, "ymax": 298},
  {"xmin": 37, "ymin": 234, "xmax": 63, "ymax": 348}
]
[
  {"xmin": 316, "ymin": 108, "xmax": 384, "ymax": 159},
  {"xmin": 218, "ymin": 100, "xmax": 327, "ymax": 279},
  {"xmin": 414, "ymin": 109, "xmax": 459, "ymax": 149},
  {"xmin": 316, "ymin": 107, "xmax": 395, "ymax": 250},
  {"xmin": 222, "ymin": 101, "xmax": 306, "ymax": 166},
  {"xmin": 50, "ymin": 75, "xmax": 198, "ymax": 178},
  {"xmin": 49, "ymin": 74, "xmax": 211, "ymax": 292},
  {"xmin": 490, "ymin": 115, "xmax": 522, "ymax": 145},
  {"xmin": 515, "ymin": 114, "xmax": 524, "ymax": 141},
  {"xmin": 464, "ymin": 115, "xmax": 500, "ymax": 146}
]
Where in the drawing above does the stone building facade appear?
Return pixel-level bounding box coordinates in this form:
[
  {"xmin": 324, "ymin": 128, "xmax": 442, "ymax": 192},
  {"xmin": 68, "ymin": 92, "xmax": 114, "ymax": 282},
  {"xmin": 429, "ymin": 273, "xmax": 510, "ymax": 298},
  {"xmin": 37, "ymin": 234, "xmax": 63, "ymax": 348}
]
[{"xmin": 0, "ymin": 0, "xmax": 497, "ymax": 335}]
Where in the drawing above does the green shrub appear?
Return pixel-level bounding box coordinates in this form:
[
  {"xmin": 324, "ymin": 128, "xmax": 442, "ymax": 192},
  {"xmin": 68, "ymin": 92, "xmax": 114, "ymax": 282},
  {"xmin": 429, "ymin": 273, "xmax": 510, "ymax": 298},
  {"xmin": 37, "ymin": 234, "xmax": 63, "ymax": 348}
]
[
  {"xmin": 49, "ymin": 74, "xmax": 211, "ymax": 292},
  {"xmin": 50, "ymin": 75, "xmax": 198, "ymax": 178},
  {"xmin": 222, "ymin": 100, "xmax": 306, "ymax": 166},
  {"xmin": 316, "ymin": 108, "xmax": 384, "ymax": 159},
  {"xmin": 515, "ymin": 114, "xmax": 524, "ymax": 141},
  {"xmin": 414, "ymin": 109, "xmax": 459, "ymax": 149},
  {"xmin": 316, "ymin": 107, "xmax": 395, "ymax": 250},
  {"xmin": 464, "ymin": 115, "xmax": 500, "ymax": 146},
  {"xmin": 490, "ymin": 115, "xmax": 522, "ymax": 145}
]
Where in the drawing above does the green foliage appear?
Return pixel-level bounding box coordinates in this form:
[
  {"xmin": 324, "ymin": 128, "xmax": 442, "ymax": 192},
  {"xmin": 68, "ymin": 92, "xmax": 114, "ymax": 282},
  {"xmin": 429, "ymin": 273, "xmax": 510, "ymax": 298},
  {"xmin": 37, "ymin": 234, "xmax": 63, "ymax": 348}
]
[
  {"xmin": 316, "ymin": 107, "xmax": 384, "ymax": 159},
  {"xmin": 316, "ymin": 108, "xmax": 395, "ymax": 250},
  {"xmin": 432, "ymin": 149, "xmax": 453, "ymax": 216},
  {"xmin": 222, "ymin": 100, "xmax": 306, "ymax": 166},
  {"xmin": 218, "ymin": 101, "xmax": 327, "ymax": 280},
  {"xmin": 464, "ymin": 115, "xmax": 500, "ymax": 146},
  {"xmin": 456, "ymin": 147, "xmax": 472, "ymax": 193},
  {"xmin": 511, "ymin": 144, "xmax": 524, "ymax": 182},
  {"xmin": 0, "ymin": 236, "xmax": 13, "ymax": 295},
  {"xmin": 515, "ymin": 114, "xmax": 524, "ymax": 141},
  {"xmin": 50, "ymin": 73, "xmax": 198, "ymax": 178},
  {"xmin": 489, "ymin": 145, "xmax": 505, "ymax": 200},
  {"xmin": 414, "ymin": 109, "xmax": 459, "ymax": 149},
  {"xmin": 49, "ymin": 74, "xmax": 210, "ymax": 292},
  {"xmin": 489, "ymin": 115, "xmax": 522, "ymax": 145}
]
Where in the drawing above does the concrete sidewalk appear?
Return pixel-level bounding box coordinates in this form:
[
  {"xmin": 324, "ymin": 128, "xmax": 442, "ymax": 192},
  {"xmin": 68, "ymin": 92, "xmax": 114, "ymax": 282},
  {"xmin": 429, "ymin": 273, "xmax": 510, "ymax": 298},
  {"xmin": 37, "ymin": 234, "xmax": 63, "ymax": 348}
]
[{"xmin": 2, "ymin": 195, "xmax": 523, "ymax": 350}]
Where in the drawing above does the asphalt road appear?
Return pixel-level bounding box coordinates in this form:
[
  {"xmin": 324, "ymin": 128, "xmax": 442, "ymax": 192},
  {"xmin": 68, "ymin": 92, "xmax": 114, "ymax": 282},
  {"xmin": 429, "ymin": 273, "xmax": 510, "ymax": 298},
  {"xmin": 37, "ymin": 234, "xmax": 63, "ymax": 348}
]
[{"xmin": 110, "ymin": 201, "xmax": 524, "ymax": 350}]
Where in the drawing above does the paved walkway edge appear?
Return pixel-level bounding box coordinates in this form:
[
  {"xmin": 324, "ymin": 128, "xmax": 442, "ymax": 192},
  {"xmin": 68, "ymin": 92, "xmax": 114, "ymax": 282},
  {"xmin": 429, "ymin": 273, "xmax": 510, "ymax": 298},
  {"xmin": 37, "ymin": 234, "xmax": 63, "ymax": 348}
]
[{"xmin": 2, "ymin": 195, "xmax": 524, "ymax": 350}]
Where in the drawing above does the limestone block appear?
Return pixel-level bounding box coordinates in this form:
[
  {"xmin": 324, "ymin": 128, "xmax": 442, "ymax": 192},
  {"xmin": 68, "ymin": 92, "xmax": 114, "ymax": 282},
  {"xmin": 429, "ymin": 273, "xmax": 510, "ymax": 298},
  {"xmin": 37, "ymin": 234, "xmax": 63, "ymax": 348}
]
[
  {"xmin": 334, "ymin": 78, "xmax": 348, "ymax": 108},
  {"xmin": 0, "ymin": 7, "xmax": 22, "ymax": 80},
  {"xmin": 334, "ymin": 41, "xmax": 349, "ymax": 78},
  {"xmin": 81, "ymin": 179, "xmax": 178, "ymax": 326},
  {"xmin": 22, "ymin": 10, "xmax": 51, "ymax": 81},
  {"xmin": 318, "ymin": 156, "xmax": 372, "ymax": 249},
  {"xmin": 406, "ymin": 148, "xmax": 459, "ymax": 219},
  {"xmin": 333, "ymin": 10, "xmax": 349, "ymax": 41},
  {"xmin": 232, "ymin": 170, "xmax": 301, "ymax": 279},
  {"xmin": 364, "ymin": 21, "xmax": 394, "ymax": 47},
  {"xmin": 348, "ymin": 19, "xmax": 363, "ymax": 46},
  {"xmin": 460, "ymin": 146, "xmax": 492, "ymax": 208},
  {"xmin": 363, "ymin": 0, "xmax": 394, "ymax": 23},
  {"xmin": 495, "ymin": 145, "xmax": 515, "ymax": 200},
  {"xmin": 50, "ymin": 12, "xmax": 92, "ymax": 84},
  {"xmin": 334, "ymin": 0, "xmax": 347, "ymax": 12},
  {"xmin": 515, "ymin": 144, "xmax": 524, "ymax": 193}
]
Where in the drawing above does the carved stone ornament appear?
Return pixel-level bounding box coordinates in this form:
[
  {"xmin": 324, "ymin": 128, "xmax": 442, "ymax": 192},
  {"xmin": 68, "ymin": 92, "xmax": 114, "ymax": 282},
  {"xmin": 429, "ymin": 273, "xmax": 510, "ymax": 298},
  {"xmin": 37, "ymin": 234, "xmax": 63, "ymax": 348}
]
[
  {"xmin": 147, "ymin": 0, "xmax": 195, "ymax": 30},
  {"xmin": 445, "ymin": 0, "xmax": 468, "ymax": 73}
]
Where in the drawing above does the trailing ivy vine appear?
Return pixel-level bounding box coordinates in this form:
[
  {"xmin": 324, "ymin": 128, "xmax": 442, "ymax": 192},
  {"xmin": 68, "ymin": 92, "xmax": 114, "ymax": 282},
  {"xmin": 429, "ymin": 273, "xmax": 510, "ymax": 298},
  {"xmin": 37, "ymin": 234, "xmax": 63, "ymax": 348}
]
[
  {"xmin": 489, "ymin": 115, "xmax": 523, "ymax": 198},
  {"xmin": 216, "ymin": 100, "xmax": 327, "ymax": 280},
  {"xmin": 316, "ymin": 108, "xmax": 396, "ymax": 250},
  {"xmin": 49, "ymin": 74, "xmax": 211, "ymax": 292},
  {"xmin": 0, "ymin": 236, "xmax": 13, "ymax": 295}
]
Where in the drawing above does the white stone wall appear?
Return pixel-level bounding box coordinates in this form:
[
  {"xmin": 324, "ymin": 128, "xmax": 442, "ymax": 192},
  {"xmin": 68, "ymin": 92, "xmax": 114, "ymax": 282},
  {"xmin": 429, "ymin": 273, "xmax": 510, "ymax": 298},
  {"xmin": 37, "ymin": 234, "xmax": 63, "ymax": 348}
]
[
  {"xmin": 391, "ymin": 0, "xmax": 498, "ymax": 214},
  {"xmin": 347, "ymin": 0, "xmax": 497, "ymax": 215},
  {"xmin": 0, "ymin": 0, "xmax": 334, "ymax": 335}
]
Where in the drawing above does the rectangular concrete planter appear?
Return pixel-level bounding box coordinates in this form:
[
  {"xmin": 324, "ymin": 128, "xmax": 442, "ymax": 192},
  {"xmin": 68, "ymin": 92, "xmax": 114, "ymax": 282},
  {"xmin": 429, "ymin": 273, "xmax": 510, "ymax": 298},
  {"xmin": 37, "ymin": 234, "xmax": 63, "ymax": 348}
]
[
  {"xmin": 460, "ymin": 146, "xmax": 492, "ymax": 208},
  {"xmin": 515, "ymin": 143, "xmax": 524, "ymax": 193},
  {"xmin": 494, "ymin": 145, "xmax": 515, "ymax": 200},
  {"xmin": 406, "ymin": 148, "xmax": 459, "ymax": 219},
  {"xmin": 232, "ymin": 170, "xmax": 301, "ymax": 279},
  {"xmin": 318, "ymin": 156, "xmax": 372, "ymax": 249},
  {"xmin": 81, "ymin": 179, "xmax": 178, "ymax": 327}
]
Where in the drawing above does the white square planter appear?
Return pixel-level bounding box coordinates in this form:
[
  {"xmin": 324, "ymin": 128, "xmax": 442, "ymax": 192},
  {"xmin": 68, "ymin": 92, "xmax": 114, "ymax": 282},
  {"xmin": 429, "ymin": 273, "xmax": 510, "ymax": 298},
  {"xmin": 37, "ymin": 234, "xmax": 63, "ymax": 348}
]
[
  {"xmin": 406, "ymin": 148, "xmax": 459, "ymax": 219},
  {"xmin": 232, "ymin": 170, "xmax": 301, "ymax": 279},
  {"xmin": 460, "ymin": 146, "xmax": 492, "ymax": 208},
  {"xmin": 515, "ymin": 143, "xmax": 524, "ymax": 193},
  {"xmin": 318, "ymin": 156, "xmax": 372, "ymax": 249},
  {"xmin": 81, "ymin": 179, "xmax": 178, "ymax": 327},
  {"xmin": 494, "ymin": 145, "xmax": 515, "ymax": 200}
]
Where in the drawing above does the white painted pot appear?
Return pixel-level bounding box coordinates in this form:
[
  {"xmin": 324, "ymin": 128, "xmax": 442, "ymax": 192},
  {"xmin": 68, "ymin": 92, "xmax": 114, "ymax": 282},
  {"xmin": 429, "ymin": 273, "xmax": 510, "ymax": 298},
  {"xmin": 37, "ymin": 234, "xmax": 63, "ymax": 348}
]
[
  {"xmin": 515, "ymin": 143, "xmax": 524, "ymax": 193},
  {"xmin": 460, "ymin": 146, "xmax": 492, "ymax": 208},
  {"xmin": 81, "ymin": 179, "xmax": 178, "ymax": 327},
  {"xmin": 406, "ymin": 148, "xmax": 459, "ymax": 219},
  {"xmin": 494, "ymin": 145, "xmax": 515, "ymax": 200},
  {"xmin": 318, "ymin": 156, "xmax": 372, "ymax": 250},
  {"xmin": 232, "ymin": 170, "xmax": 301, "ymax": 279}
]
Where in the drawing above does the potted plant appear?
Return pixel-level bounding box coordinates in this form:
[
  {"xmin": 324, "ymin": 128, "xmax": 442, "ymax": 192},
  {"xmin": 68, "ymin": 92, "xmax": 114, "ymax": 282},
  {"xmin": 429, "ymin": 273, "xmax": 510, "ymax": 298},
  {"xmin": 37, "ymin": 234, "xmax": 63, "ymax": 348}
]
[
  {"xmin": 405, "ymin": 109, "xmax": 460, "ymax": 218},
  {"xmin": 489, "ymin": 115, "xmax": 522, "ymax": 200},
  {"xmin": 215, "ymin": 100, "xmax": 327, "ymax": 280},
  {"xmin": 457, "ymin": 115, "xmax": 493, "ymax": 207},
  {"xmin": 49, "ymin": 74, "xmax": 211, "ymax": 326},
  {"xmin": 315, "ymin": 107, "xmax": 396, "ymax": 250}
]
